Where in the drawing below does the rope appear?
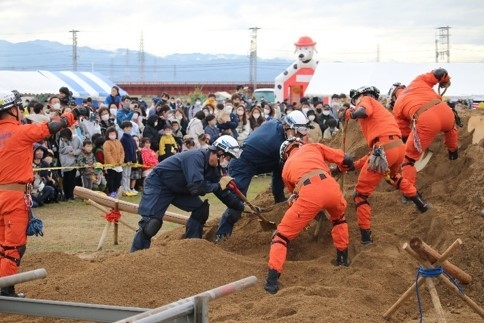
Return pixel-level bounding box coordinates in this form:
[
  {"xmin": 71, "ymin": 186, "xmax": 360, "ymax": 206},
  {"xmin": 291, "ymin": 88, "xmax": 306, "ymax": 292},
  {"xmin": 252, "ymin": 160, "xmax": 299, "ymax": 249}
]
[
  {"xmin": 104, "ymin": 209, "xmax": 121, "ymax": 223},
  {"xmin": 33, "ymin": 162, "xmax": 145, "ymax": 172},
  {"xmin": 415, "ymin": 266, "xmax": 443, "ymax": 323}
]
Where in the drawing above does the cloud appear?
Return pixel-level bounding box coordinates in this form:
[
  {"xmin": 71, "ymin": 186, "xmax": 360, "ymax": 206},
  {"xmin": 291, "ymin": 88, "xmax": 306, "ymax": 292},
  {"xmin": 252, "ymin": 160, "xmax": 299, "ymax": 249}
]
[{"xmin": 1, "ymin": 0, "xmax": 483, "ymax": 62}]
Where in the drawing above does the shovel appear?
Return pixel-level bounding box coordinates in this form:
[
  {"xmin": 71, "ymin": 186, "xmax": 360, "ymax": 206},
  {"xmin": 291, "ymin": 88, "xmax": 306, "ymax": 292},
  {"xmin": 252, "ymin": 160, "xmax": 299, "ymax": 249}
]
[{"xmin": 227, "ymin": 181, "xmax": 277, "ymax": 231}]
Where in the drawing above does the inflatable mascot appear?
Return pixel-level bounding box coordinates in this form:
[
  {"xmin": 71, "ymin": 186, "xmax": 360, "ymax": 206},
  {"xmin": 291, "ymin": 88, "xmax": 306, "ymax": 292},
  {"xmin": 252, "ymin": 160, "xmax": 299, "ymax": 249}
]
[{"xmin": 274, "ymin": 36, "xmax": 318, "ymax": 103}]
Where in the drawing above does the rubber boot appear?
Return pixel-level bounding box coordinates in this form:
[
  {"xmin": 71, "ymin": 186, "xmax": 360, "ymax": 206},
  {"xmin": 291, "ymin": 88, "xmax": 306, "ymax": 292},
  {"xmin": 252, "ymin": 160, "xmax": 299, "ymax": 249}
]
[
  {"xmin": 336, "ymin": 248, "xmax": 350, "ymax": 266},
  {"xmin": 264, "ymin": 269, "xmax": 280, "ymax": 294},
  {"xmin": 360, "ymin": 228, "xmax": 373, "ymax": 245},
  {"xmin": 1, "ymin": 286, "xmax": 25, "ymax": 298},
  {"xmin": 408, "ymin": 192, "xmax": 429, "ymax": 213}
]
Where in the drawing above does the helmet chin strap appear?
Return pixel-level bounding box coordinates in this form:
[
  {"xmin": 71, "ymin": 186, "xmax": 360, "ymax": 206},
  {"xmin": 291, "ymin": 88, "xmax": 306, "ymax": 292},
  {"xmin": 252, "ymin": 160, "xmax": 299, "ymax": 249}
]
[{"xmin": 7, "ymin": 106, "xmax": 21, "ymax": 122}]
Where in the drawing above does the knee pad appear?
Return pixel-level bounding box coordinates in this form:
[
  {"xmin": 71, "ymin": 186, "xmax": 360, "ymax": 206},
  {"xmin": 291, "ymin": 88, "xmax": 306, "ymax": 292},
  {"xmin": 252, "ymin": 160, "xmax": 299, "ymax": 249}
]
[
  {"xmin": 225, "ymin": 209, "xmax": 242, "ymax": 226},
  {"xmin": 271, "ymin": 231, "xmax": 289, "ymax": 247},
  {"xmin": 190, "ymin": 200, "xmax": 210, "ymax": 225},
  {"xmin": 354, "ymin": 191, "xmax": 370, "ymax": 209},
  {"xmin": 332, "ymin": 216, "xmax": 347, "ymax": 227},
  {"xmin": 142, "ymin": 217, "xmax": 163, "ymax": 239},
  {"xmin": 402, "ymin": 155, "xmax": 416, "ymax": 167},
  {"xmin": 0, "ymin": 245, "xmax": 26, "ymax": 266}
]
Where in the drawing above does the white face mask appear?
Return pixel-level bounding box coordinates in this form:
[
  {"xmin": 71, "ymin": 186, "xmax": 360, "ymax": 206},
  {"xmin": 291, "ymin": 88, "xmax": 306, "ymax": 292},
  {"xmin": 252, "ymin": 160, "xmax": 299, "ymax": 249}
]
[
  {"xmin": 308, "ymin": 115, "xmax": 316, "ymax": 121},
  {"xmin": 224, "ymin": 106, "xmax": 233, "ymax": 113},
  {"xmin": 101, "ymin": 114, "xmax": 110, "ymax": 121},
  {"xmin": 123, "ymin": 102, "xmax": 131, "ymax": 110},
  {"xmin": 175, "ymin": 114, "xmax": 182, "ymax": 119},
  {"xmin": 322, "ymin": 110, "xmax": 330, "ymax": 116},
  {"xmin": 219, "ymin": 158, "xmax": 230, "ymax": 168},
  {"xmin": 302, "ymin": 108, "xmax": 309, "ymax": 114},
  {"xmin": 109, "ymin": 134, "xmax": 116, "ymax": 140},
  {"xmin": 252, "ymin": 113, "xmax": 260, "ymax": 119},
  {"xmin": 110, "ymin": 108, "xmax": 117, "ymax": 116},
  {"xmin": 164, "ymin": 131, "xmax": 172, "ymax": 136},
  {"xmin": 53, "ymin": 103, "xmax": 61, "ymax": 110},
  {"xmin": 264, "ymin": 109, "xmax": 270, "ymax": 115}
]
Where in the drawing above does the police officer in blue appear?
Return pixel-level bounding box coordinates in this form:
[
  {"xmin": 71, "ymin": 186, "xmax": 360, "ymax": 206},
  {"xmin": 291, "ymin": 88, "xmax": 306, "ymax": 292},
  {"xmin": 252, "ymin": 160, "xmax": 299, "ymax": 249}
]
[
  {"xmin": 130, "ymin": 135, "xmax": 248, "ymax": 252},
  {"xmin": 215, "ymin": 110, "xmax": 310, "ymax": 242}
]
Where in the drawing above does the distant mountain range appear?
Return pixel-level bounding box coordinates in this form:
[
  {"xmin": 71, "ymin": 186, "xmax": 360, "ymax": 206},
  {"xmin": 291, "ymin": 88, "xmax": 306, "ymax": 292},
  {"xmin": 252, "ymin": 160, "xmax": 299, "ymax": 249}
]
[{"xmin": 0, "ymin": 40, "xmax": 293, "ymax": 83}]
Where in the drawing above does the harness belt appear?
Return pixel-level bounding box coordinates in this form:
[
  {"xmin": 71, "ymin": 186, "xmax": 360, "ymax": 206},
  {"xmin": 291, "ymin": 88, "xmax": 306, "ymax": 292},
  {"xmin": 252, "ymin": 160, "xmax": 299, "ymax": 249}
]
[
  {"xmin": 412, "ymin": 99, "xmax": 441, "ymax": 119},
  {"xmin": 0, "ymin": 183, "xmax": 31, "ymax": 193},
  {"xmin": 294, "ymin": 170, "xmax": 327, "ymax": 195},
  {"xmin": 380, "ymin": 139, "xmax": 404, "ymax": 151}
]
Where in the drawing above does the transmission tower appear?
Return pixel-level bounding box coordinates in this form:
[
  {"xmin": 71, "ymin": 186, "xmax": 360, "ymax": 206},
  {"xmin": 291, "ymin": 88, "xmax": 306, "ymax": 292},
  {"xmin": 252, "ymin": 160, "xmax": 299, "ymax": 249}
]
[
  {"xmin": 138, "ymin": 31, "xmax": 145, "ymax": 82},
  {"xmin": 249, "ymin": 27, "xmax": 260, "ymax": 90},
  {"xmin": 125, "ymin": 48, "xmax": 130, "ymax": 81},
  {"xmin": 435, "ymin": 26, "xmax": 451, "ymax": 63},
  {"xmin": 69, "ymin": 30, "xmax": 79, "ymax": 71}
]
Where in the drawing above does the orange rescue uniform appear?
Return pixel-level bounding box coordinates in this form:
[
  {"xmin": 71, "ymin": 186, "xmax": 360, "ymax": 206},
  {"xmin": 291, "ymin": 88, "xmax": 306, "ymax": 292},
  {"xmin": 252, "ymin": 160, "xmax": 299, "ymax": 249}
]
[
  {"xmin": 393, "ymin": 71, "xmax": 458, "ymax": 187},
  {"xmin": 351, "ymin": 96, "xmax": 417, "ymax": 230},
  {"xmin": 268, "ymin": 143, "xmax": 348, "ymax": 273},
  {"xmin": 0, "ymin": 119, "xmax": 51, "ymax": 279}
]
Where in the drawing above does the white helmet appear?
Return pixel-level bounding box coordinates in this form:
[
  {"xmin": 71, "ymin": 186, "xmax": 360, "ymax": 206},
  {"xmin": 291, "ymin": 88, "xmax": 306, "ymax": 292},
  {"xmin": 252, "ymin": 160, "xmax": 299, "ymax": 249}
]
[
  {"xmin": 279, "ymin": 137, "xmax": 305, "ymax": 162},
  {"xmin": 210, "ymin": 135, "xmax": 242, "ymax": 158},
  {"xmin": 0, "ymin": 90, "xmax": 22, "ymax": 111},
  {"xmin": 284, "ymin": 110, "xmax": 309, "ymax": 136}
]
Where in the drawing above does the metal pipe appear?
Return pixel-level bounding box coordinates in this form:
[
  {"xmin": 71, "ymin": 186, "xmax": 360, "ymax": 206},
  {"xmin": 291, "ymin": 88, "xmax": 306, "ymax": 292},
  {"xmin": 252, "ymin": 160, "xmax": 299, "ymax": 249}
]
[
  {"xmin": 116, "ymin": 276, "xmax": 257, "ymax": 323},
  {"xmin": 0, "ymin": 269, "xmax": 47, "ymax": 288}
]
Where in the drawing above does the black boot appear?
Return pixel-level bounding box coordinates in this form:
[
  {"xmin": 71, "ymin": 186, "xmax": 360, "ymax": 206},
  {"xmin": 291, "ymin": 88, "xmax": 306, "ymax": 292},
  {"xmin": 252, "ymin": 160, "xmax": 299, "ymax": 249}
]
[
  {"xmin": 1, "ymin": 286, "xmax": 24, "ymax": 298},
  {"xmin": 407, "ymin": 192, "xmax": 429, "ymax": 213},
  {"xmin": 360, "ymin": 228, "xmax": 373, "ymax": 245},
  {"xmin": 336, "ymin": 248, "xmax": 350, "ymax": 266},
  {"xmin": 264, "ymin": 269, "xmax": 280, "ymax": 294}
]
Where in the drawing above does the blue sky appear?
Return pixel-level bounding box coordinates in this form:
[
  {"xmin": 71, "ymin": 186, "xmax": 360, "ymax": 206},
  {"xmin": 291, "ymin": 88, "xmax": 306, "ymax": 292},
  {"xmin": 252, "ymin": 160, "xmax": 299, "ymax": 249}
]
[{"xmin": 1, "ymin": 0, "xmax": 483, "ymax": 62}]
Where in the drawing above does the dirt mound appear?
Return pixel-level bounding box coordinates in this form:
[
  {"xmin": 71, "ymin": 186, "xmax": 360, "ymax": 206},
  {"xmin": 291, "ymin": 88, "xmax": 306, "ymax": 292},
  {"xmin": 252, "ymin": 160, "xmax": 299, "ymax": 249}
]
[{"xmin": 4, "ymin": 109, "xmax": 484, "ymax": 322}]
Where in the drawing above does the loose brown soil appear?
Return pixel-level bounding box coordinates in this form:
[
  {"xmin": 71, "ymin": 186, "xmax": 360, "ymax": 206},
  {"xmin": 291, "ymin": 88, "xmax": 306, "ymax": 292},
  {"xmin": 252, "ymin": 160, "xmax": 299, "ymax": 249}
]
[{"xmin": 2, "ymin": 109, "xmax": 484, "ymax": 323}]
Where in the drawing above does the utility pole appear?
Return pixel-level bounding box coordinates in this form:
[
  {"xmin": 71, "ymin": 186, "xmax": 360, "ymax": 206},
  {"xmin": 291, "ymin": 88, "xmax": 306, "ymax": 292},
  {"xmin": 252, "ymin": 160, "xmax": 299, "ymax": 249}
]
[
  {"xmin": 435, "ymin": 26, "xmax": 451, "ymax": 63},
  {"xmin": 138, "ymin": 31, "xmax": 145, "ymax": 82},
  {"xmin": 249, "ymin": 27, "xmax": 260, "ymax": 91},
  {"xmin": 69, "ymin": 29, "xmax": 79, "ymax": 71}
]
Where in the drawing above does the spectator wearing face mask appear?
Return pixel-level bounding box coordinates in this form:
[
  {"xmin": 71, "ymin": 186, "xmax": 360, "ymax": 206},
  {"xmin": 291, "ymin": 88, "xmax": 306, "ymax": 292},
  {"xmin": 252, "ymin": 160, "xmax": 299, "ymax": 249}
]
[
  {"xmin": 186, "ymin": 111, "xmax": 205, "ymax": 148},
  {"xmin": 317, "ymin": 104, "xmax": 337, "ymax": 134},
  {"xmin": 262, "ymin": 102, "xmax": 275, "ymax": 121},
  {"xmin": 158, "ymin": 125, "xmax": 178, "ymax": 162},
  {"xmin": 323, "ymin": 118, "xmax": 340, "ymax": 140},
  {"xmin": 306, "ymin": 110, "xmax": 323, "ymax": 143},
  {"xmin": 98, "ymin": 106, "xmax": 115, "ymax": 137},
  {"xmin": 188, "ymin": 98, "xmax": 202, "ymax": 119},
  {"xmin": 170, "ymin": 120, "xmax": 183, "ymax": 150},
  {"xmin": 204, "ymin": 114, "xmax": 220, "ymax": 144},
  {"xmin": 142, "ymin": 115, "xmax": 161, "ymax": 153},
  {"xmin": 173, "ymin": 108, "xmax": 189, "ymax": 136},
  {"xmin": 234, "ymin": 106, "xmax": 251, "ymax": 145},
  {"xmin": 249, "ymin": 106, "xmax": 265, "ymax": 131},
  {"xmin": 116, "ymin": 95, "xmax": 134, "ymax": 127}
]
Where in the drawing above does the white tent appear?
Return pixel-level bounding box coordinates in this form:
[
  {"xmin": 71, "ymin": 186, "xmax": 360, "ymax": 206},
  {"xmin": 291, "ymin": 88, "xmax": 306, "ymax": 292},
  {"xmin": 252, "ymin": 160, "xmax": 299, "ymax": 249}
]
[
  {"xmin": 305, "ymin": 63, "xmax": 484, "ymax": 100},
  {"xmin": 0, "ymin": 70, "xmax": 127, "ymax": 99}
]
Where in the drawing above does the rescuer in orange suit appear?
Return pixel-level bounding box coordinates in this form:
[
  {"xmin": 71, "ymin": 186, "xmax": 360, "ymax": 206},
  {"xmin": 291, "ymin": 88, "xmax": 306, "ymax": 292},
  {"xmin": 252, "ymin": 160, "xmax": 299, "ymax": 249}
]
[
  {"xmin": 344, "ymin": 86, "xmax": 429, "ymax": 245},
  {"xmin": 0, "ymin": 90, "xmax": 88, "ymax": 297},
  {"xmin": 392, "ymin": 68, "xmax": 458, "ymax": 189},
  {"xmin": 264, "ymin": 138, "xmax": 354, "ymax": 294}
]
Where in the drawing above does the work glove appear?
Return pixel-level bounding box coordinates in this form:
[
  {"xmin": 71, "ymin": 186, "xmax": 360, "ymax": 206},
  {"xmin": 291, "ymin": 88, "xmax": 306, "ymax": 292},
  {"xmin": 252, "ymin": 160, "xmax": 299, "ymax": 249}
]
[
  {"xmin": 219, "ymin": 176, "xmax": 234, "ymax": 190},
  {"xmin": 368, "ymin": 146, "xmax": 389, "ymax": 174},
  {"xmin": 448, "ymin": 149, "xmax": 458, "ymax": 160},
  {"xmin": 338, "ymin": 154, "xmax": 355, "ymax": 172},
  {"xmin": 287, "ymin": 193, "xmax": 298, "ymax": 207},
  {"xmin": 344, "ymin": 108, "xmax": 353, "ymax": 120}
]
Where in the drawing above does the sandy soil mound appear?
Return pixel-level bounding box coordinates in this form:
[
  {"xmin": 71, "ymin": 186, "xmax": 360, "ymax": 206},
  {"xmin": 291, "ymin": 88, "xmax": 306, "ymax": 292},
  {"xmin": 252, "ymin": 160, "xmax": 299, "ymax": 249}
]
[{"xmin": 3, "ymin": 109, "xmax": 484, "ymax": 323}]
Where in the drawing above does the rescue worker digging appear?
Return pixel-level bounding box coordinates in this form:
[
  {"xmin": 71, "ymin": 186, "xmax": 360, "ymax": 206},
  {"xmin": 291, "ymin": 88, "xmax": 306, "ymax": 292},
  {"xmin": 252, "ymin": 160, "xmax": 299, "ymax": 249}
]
[
  {"xmin": 130, "ymin": 135, "xmax": 252, "ymax": 252},
  {"xmin": 0, "ymin": 90, "xmax": 88, "ymax": 297},
  {"xmin": 391, "ymin": 68, "xmax": 459, "ymax": 189},
  {"xmin": 215, "ymin": 110, "xmax": 310, "ymax": 243},
  {"xmin": 264, "ymin": 138, "xmax": 354, "ymax": 294},
  {"xmin": 345, "ymin": 86, "xmax": 429, "ymax": 245}
]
